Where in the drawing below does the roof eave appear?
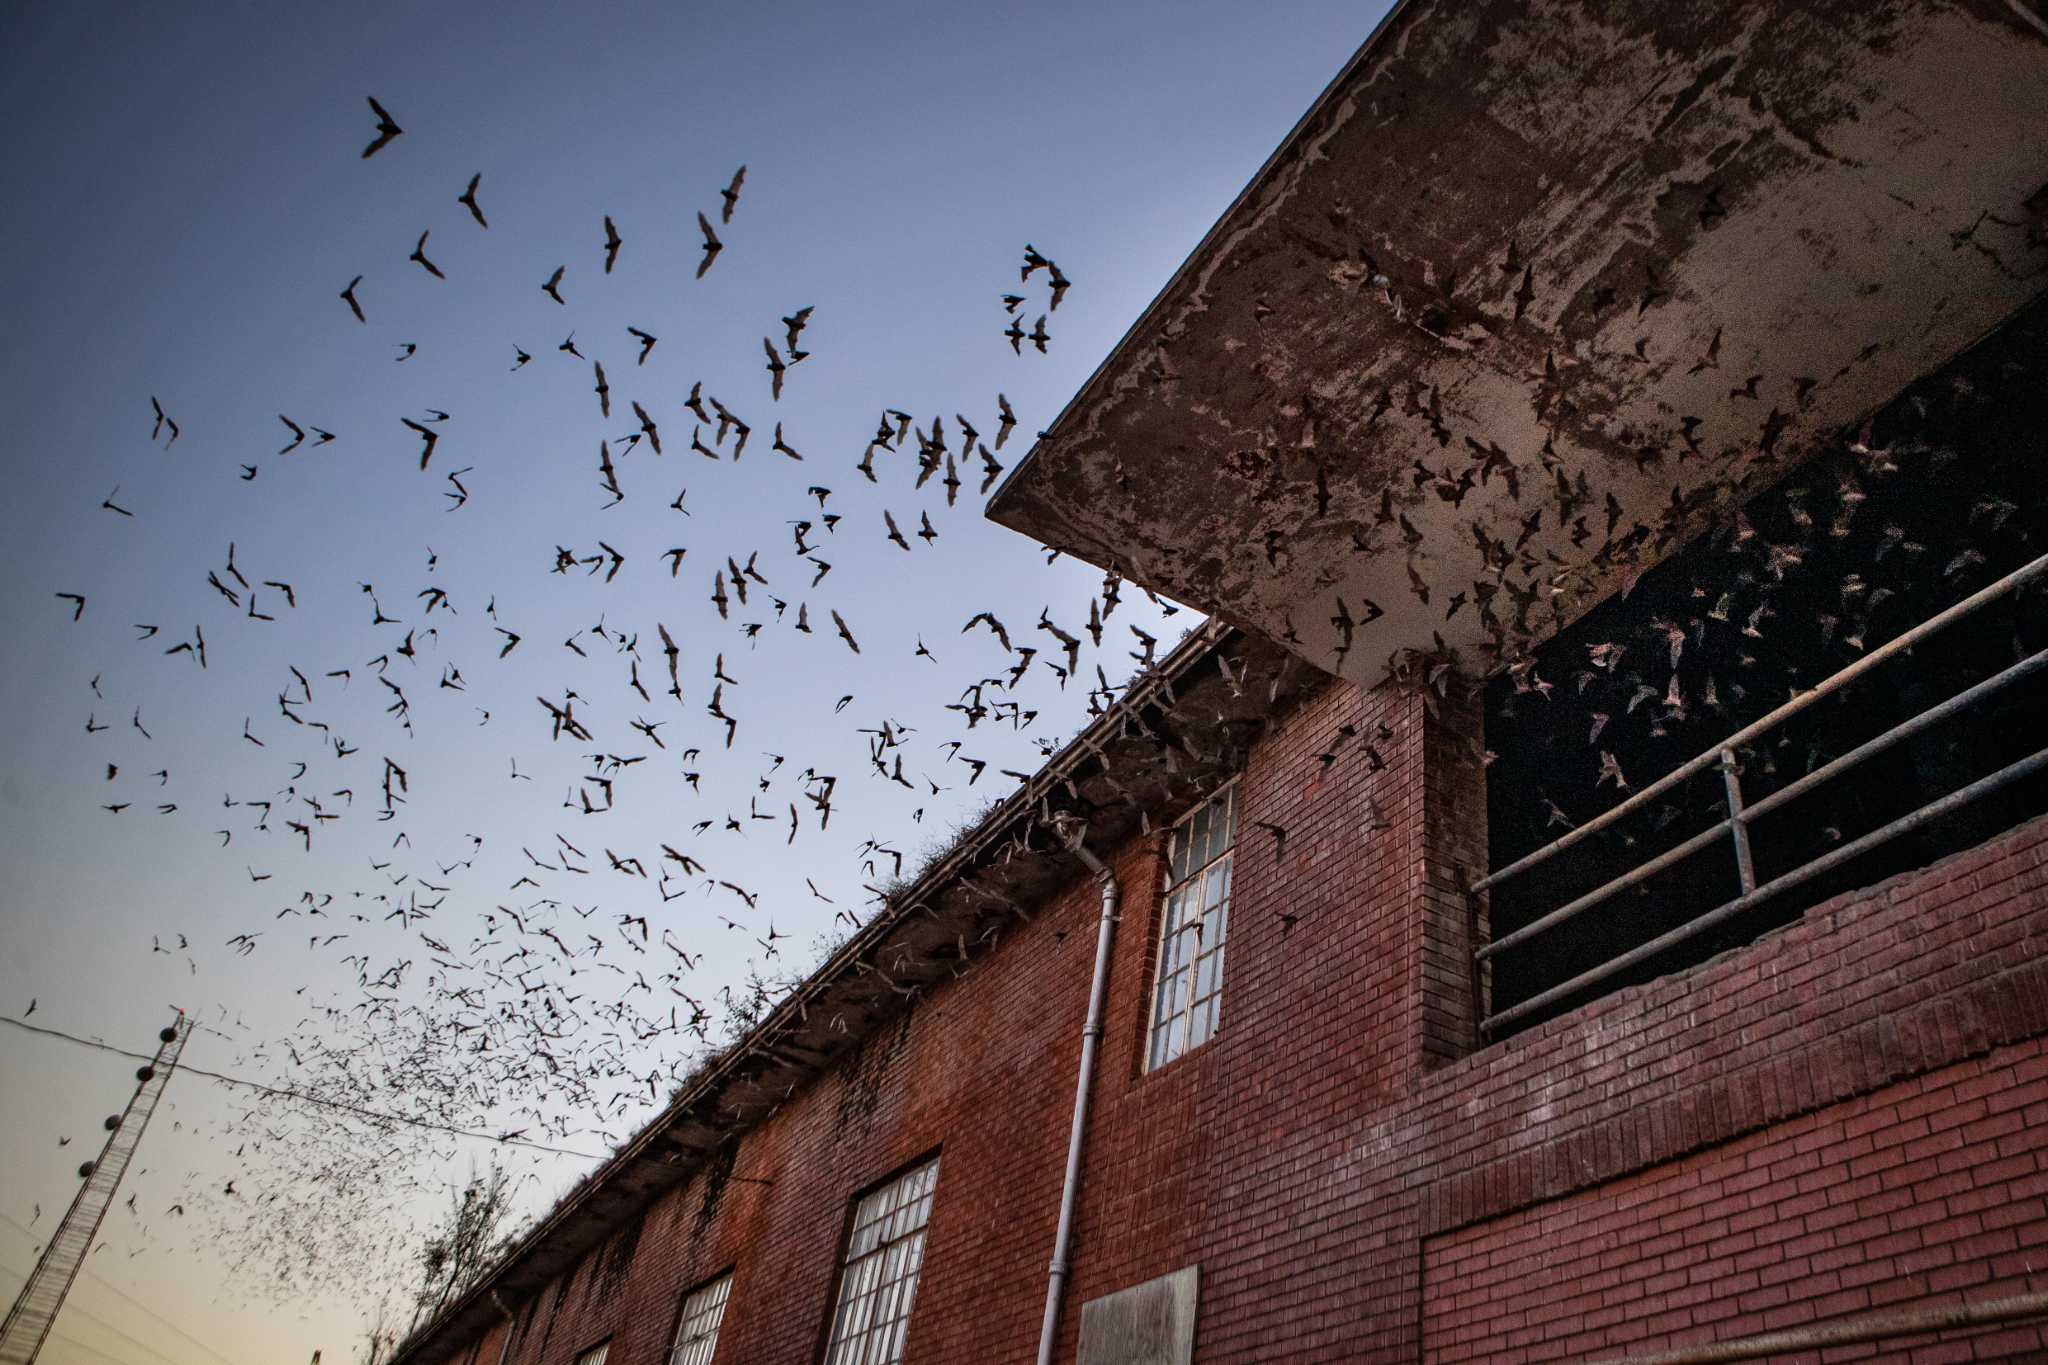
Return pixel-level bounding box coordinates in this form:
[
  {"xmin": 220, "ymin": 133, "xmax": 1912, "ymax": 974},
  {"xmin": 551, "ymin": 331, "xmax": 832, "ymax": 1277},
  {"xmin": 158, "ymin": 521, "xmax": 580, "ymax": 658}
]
[{"xmin": 388, "ymin": 619, "xmax": 1321, "ymax": 1365}]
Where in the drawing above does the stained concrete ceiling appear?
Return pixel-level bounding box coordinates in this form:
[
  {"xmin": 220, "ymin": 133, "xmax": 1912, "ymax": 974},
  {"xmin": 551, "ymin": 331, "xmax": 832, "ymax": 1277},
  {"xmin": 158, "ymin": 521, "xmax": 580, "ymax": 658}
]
[{"xmin": 988, "ymin": 0, "xmax": 2048, "ymax": 685}]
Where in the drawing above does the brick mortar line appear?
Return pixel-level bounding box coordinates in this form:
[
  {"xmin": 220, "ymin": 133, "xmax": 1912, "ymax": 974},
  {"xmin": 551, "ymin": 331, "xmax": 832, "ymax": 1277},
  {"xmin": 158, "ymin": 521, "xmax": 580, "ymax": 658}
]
[{"xmin": 1420, "ymin": 952, "xmax": 2048, "ymax": 1239}]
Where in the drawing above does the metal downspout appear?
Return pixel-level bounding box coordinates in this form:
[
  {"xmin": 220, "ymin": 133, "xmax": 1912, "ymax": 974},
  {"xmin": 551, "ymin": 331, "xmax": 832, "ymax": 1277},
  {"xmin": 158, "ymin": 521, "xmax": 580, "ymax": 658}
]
[
  {"xmin": 1037, "ymin": 836, "xmax": 1121, "ymax": 1365},
  {"xmin": 489, "ymin": 1291, "xmax": 517, "ymax": 1365}
]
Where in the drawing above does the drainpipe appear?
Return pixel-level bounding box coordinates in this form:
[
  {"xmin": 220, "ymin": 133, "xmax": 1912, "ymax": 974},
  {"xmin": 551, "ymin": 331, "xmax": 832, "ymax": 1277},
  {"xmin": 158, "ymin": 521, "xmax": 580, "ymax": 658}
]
[
  {"xmin": 490, "ymin": 1290, "xmax": 517, "ymax": 1365},
  {"xmin": 1037, "ymin": 834, "xmax": 1121, "ymax": 1365}
]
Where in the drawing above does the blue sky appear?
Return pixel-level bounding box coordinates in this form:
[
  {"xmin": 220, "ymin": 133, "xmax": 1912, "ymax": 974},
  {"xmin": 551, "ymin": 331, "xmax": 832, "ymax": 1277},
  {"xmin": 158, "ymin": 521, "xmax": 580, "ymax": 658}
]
[{"xmin": 0, "ymin": 4, "xmax": 1388, "ymax": 1362}]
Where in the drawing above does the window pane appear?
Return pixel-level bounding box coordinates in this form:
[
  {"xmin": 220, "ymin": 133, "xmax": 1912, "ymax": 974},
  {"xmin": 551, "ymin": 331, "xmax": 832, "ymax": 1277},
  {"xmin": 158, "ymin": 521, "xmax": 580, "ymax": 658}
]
[
  {"xmin": 1146, "ymin": 785, "xmax": 1239, "ymax": 1072},
  {"xmin": 671, "ymin": 1274, "xmax": 732, "ymax": 1365},
  {"xmin": 825, "ymin": 1159, "xmax": 940, "ymax": 1365},
  {"xmin": 1157, "ymin": 968, "xmax": 1184, "ymax": 1021},
  {"xmin": 842, "ymin": 1285, "xmax": 875, "ymax": 1340}
]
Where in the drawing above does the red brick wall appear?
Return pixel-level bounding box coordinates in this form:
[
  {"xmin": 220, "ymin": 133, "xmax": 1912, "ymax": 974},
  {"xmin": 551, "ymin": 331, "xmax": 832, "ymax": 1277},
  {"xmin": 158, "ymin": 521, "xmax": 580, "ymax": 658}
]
[
  {"xmin": 1072, "ymin": 666, "xmax": 1431, "ymax": 1361},
  {"xmin": 461, "ymin": 673, "xmax": 1435, "ymax": 1365},
  {"xmin": 1413, "ymin": 804, "xmax": 2048, "ymax": 1244},
  {"xmin": 1421, "ymin": 686, "xmax": 1488, "ymax": 1068},
  {"xmin": 428, "ymin": 669, "xmax": 2048, "ymax": 1365},
  {"xmin": 469, "ymin": 1317, "xmax": 506, "ymax": 1365},
  {"xmin": 1422, "ymin": 1039, "xmax": 2048, "ymax": 1362}
]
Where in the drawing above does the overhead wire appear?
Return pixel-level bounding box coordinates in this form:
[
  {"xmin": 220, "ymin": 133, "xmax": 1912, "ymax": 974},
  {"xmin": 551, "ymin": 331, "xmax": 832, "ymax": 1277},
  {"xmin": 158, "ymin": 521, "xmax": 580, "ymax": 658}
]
[
  {"xmin": 50, "ymin": 1331, "xmax": 175, "ymax": 1365},
  {"xmin": 0, "ymin": 1254, "xmax": 215, "ymax": 1365},
  {"xmin": 0, "ymin": 1217, "xmax": 249, "ymax": 1365},
  {"xmin": 1, "ymin": 1015, "xmax": 605, "ymax": 1160}
]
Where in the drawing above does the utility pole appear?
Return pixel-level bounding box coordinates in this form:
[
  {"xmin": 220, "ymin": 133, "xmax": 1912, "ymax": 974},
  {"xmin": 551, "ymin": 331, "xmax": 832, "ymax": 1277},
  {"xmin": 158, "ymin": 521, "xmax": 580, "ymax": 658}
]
[{"xmin": 0, "ymin": 1010, "xmax": 191, "ymax": 1365}]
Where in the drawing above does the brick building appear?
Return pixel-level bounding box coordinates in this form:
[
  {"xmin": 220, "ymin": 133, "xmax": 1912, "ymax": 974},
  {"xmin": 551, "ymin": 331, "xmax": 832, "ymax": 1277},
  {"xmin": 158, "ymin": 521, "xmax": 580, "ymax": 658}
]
[{"xmin": 393, "ymin": 2, "xmax": 2048, "ymax": 1362}]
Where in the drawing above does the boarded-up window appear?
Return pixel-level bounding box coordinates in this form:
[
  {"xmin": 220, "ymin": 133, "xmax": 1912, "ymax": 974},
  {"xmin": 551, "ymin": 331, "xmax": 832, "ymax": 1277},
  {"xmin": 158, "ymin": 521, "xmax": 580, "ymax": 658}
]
[{"xmin": 1077, "ymin": 1265, "xmax": 1199, "ymax": 1365}]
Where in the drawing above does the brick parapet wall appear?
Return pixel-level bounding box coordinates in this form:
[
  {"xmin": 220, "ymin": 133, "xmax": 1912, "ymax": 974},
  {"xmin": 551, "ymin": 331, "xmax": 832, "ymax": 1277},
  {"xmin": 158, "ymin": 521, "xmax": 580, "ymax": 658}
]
[
  {"xmin": 1422, "ymin": 1040, "xmax": 2048, "ymax": 1362},
  {"xmin": 1414, "ymin": 809, "xmax": 2048, "ymax": 1243}
]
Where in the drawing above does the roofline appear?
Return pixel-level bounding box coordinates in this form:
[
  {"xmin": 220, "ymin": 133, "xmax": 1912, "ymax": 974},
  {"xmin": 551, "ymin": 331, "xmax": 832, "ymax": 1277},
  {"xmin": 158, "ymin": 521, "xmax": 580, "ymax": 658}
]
[
  {"xmin": 387, "ymin": 618, "xmax": 1238, "ymax": 1365},
  {"xmin": 383, "ymin": 16, "xmax": 1431, "ymax": 1344},
  {"xmin": 984, "ymin": 0, "xmax": 1417, "ymax": 516}
]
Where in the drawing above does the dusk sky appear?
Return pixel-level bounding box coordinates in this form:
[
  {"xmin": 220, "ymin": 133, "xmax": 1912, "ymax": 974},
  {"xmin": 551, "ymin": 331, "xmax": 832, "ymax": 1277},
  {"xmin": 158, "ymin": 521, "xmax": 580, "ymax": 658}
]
[{"xmin": 0, "ymin": 4, "xmax": 1390, "ymax": 1363}]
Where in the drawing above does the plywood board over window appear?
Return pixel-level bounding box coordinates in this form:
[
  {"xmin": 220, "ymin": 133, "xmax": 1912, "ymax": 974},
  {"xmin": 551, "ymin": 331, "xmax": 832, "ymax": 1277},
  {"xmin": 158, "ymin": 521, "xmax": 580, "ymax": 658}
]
[{"xmin": 1077, "ymin": 1265, "xmax": 1199, "ymax": 1365}]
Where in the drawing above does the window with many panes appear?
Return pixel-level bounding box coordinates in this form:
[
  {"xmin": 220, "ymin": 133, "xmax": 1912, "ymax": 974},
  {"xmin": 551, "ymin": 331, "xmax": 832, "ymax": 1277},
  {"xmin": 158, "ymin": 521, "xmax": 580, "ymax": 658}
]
[
  {"xmin": 1147, "ymin": 785, "xmax": 1236, "ymax": 1070},
  {"xmin": 573, "ymin": 1342, "xmax": 610, "ymax": 1365},
  {"xmin": 669, "ymin": 1271, "xmax": 733, "ymax": 1365},
  {"xmin": 822, "ymin": 1157, "xmax": 941, "ymax": 1365}
]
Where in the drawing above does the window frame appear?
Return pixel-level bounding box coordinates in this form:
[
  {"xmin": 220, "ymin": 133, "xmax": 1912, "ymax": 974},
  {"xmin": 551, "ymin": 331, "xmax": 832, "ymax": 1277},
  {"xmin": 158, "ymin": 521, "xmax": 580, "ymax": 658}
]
[
  {"xmin": 669, "ymin": 1269, "xmax": 734, "ymax": 1365},
  {"xmin": 1144, "ymin": 782, "xmax": 1238, "ymax": 1072},
  {"xmin": 819, "ymin": 1155, "xmax": 942, "ymax": 1365},
  {"xmin": 571, "ymin": 1340, "xmax": 612, "ymax": 1365}
]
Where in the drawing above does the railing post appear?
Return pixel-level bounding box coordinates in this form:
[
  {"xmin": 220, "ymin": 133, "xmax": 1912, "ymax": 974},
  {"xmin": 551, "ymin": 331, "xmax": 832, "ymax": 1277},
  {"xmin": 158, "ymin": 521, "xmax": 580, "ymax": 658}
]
[
  {"xmin": 1718, "ymin": 748, "xmax": 1756, "ymax": 895},
  {"xmin": 1465, "ymin": 880, "xmax": 1490, "ymax": 1042}
]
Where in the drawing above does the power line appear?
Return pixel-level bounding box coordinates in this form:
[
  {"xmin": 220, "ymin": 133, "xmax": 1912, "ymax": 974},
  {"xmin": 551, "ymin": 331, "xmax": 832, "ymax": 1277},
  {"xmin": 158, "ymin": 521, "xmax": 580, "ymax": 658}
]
[
  {"xmin": 4, "ymin": 1014, "xmax": 188, "ymax": 1365},
  {"xmin": 1, "ymin": 1016, "xmax": 604, "ymax": 1160},
  {"xmin": 0, "ymin": 1255, "xmax": 209, "ymax": 1365},
  {"xmin": 69, "ymin": 1293, "xmax": 237, "ymax": 1365},
  {"xmin": 0, "ymin": 1222, "xmax": 243, "ymax": 1365},
  {"xmin": 49, "ymin": 1305, "xmax": 203, "ymax": 1365},
  {"xmin": 3, "ymin": 1281, "xmax": 207, "ymax": 1365},
  {"xmin": 49, "ymin": 1331, "xmax": 169, "ymax": 1365}
]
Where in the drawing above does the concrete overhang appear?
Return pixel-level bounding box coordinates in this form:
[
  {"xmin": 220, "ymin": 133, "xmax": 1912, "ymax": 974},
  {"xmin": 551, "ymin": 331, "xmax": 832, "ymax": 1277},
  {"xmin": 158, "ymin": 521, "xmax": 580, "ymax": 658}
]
[{"xmin": 988, "ymin": 0, "xmax": 2048, "ymax": 684}]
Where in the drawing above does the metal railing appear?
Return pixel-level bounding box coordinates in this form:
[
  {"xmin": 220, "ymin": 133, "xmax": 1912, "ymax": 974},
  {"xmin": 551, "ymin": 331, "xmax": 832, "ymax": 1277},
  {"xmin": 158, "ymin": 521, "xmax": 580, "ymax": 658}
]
[{"xmin": 1472, "ymin": 550, "xmax": 2048, "ymax": 1036}]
